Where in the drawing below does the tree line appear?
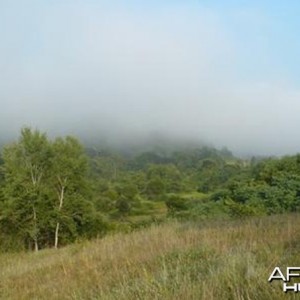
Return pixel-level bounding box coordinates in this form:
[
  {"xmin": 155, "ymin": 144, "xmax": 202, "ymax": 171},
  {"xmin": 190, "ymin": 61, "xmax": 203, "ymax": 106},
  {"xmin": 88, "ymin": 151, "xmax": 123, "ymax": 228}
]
[{"xmin": 1, "ymin": 127, "xmax": 300, "ymax": 252}]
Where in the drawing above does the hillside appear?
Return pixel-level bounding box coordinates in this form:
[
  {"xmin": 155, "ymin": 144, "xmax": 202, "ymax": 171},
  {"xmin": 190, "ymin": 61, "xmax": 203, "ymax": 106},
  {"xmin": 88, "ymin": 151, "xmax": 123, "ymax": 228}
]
[{"xmin": 1, "ymin": 213, "xmax": 299, "ymax": 300}]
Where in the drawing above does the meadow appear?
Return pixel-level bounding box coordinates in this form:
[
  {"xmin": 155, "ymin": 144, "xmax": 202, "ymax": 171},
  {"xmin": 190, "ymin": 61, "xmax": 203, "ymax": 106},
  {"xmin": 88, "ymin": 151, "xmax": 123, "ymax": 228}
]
[{"xmin": 1, "ymin": 213, "xmax": 299, "ymax": 300}]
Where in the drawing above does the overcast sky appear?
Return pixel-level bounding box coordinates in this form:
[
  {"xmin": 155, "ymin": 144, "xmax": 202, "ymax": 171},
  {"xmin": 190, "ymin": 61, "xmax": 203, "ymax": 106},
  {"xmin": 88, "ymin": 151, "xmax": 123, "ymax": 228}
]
[{"xmin": 1, "ymin": 0, "xmax": 300, "ymax": 155}]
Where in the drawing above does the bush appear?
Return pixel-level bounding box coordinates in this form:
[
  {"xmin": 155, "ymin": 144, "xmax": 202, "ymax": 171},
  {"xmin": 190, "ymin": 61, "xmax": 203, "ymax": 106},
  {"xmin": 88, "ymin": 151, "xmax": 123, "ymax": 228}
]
[{"xmin": 165, "ymin": 195, "xmax": 188, "ymax": 212}]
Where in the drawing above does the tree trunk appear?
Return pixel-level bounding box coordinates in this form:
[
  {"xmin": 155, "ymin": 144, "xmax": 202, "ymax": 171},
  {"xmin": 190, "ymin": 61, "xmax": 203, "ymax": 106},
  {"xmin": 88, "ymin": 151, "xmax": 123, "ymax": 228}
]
[
  {"xmin": 33, "ymin": 206, "xmax": 39, "ymax": 252},
  {"xmin": 54, "ymin": 222, "xmax": 60, "ymax": 249},
  {"xmin": 54, "ymin": 185, "xmax": 65, "ymax": 249},
  {"xmin": 34, "ymin": 237, "xmax": 39, "ymax": 252}
]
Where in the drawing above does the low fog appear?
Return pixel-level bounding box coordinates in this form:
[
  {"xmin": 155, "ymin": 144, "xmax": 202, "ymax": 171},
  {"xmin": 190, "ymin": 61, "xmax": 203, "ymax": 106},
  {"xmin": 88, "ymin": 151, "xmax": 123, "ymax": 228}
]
[{"xmin": 1, "ymin": 1, "xmax": 300, "ymax": 156}]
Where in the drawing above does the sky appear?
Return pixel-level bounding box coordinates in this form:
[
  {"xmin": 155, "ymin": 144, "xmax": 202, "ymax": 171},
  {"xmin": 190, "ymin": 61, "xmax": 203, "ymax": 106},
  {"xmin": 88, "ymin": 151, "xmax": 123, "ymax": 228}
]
[{"xmin": 1, "ymin": 0, "xmax": 300, "ymax": 155}]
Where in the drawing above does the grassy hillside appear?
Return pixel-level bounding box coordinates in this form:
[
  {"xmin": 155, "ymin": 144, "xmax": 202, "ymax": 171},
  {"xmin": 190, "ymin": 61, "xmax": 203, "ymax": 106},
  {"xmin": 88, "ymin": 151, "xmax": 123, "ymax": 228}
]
[{"xmin": 1, "ymin": 214, "xmax": 300, "ymax": 299}]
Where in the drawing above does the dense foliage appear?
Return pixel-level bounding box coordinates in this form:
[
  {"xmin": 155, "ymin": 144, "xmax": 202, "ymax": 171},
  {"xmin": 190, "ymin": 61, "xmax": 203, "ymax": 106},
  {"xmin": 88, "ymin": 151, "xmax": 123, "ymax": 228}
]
[{"xmin": 1, "ymin": 127, "xmax": 300, "ymax": 251}]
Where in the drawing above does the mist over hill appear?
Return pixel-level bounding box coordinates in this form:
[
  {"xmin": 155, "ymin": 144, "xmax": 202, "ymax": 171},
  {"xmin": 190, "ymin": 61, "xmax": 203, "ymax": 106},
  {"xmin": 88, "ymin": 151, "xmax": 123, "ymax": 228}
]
[{"xmin": 2, "ymin": 1, "xmax": 300, "ymax": 156}]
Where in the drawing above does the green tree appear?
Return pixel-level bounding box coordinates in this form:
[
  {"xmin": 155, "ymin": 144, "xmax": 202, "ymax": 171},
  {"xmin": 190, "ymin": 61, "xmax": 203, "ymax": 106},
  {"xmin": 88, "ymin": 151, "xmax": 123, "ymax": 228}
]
[
  {"xmin": 50, "ymin": 136, "xmax": 88, "ymax": 249},
  {"xmin": 145, "ymin": 177, "xmax": 165, "ymax": 199},
  {"xmin": 2, "ymin": 128, "xmax": 51, "ymax": 251}
]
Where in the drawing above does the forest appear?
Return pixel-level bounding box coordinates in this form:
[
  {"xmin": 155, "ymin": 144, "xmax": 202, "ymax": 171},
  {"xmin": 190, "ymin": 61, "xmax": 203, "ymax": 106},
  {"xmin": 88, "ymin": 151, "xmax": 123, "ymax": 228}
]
[{"xmin": 1, "ymin": 127, "xmax": 300, "ymax": 252}]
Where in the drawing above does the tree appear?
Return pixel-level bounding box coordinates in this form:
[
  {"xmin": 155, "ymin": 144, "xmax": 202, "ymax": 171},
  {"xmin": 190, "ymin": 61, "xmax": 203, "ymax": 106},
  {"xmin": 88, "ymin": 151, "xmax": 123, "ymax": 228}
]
[
  {"xmin": 2, "ymin": 128, "xmax": 51, "ymax": 251},
  {"xmin": 50, "ymin": 136, "xmax": 88, "ymax": 249},
  {"xmin": 145, "ymin": 177, "xmax": 165, "ymax": 199},
  {"xmin": 146, "ymin": 164, "xmax": 182, "ymax": 192},
  {"xmin": 165, "ymin": 195, "xmax": 188, "ymax": 212},
  {"xmin": 1, "ymin": 129, "xmax": 95, "ymax": 251}
]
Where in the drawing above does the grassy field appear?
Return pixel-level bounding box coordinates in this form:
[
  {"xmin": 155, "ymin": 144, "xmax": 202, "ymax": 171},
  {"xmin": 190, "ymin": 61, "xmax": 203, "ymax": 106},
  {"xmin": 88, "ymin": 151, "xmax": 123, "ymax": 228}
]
[{"xmin": 1, "ymin": 214, "xmax": 300, "ymax": 299}]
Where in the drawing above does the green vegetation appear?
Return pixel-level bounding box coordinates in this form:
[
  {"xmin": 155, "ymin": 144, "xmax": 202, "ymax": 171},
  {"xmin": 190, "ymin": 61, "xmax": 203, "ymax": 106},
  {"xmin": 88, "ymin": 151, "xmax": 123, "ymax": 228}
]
[
  {"xmin": 1, "ymin": 128, "xmax": 300, "ymax": 252},
  {"xmin": 1, "ymin": 128, "xmax": 300, "ymax": 298},
  {"xmin": 0, "ymin": 128, "xmax": 105, "ymax": 252}
]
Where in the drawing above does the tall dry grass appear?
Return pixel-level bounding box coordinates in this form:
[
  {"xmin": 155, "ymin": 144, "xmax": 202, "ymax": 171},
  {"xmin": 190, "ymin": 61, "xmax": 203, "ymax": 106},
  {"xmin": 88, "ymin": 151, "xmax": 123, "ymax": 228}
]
[{"xmin": 1, "ymin": 214, "xmax": 300, "ymax": 299}]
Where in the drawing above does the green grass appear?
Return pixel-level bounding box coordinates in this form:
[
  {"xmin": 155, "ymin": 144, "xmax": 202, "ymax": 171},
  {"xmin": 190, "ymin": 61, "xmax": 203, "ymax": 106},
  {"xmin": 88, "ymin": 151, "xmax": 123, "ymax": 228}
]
[{"xmin": 1, "ymin": 214, "xmax": 300, "ymax": 299}]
